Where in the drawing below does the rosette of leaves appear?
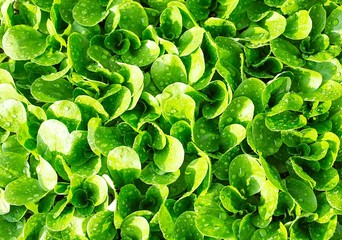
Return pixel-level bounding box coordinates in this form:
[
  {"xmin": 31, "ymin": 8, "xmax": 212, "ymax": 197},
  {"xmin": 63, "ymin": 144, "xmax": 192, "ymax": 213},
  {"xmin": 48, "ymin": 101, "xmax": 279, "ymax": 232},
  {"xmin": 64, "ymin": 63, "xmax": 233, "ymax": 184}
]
[
  {"xmin": 70, "ymin": 175, "xmax": 108, "ymax": 216},
  {"xmin": 0, "ymin": 0, "xmax": 341, "ymax": 239}
]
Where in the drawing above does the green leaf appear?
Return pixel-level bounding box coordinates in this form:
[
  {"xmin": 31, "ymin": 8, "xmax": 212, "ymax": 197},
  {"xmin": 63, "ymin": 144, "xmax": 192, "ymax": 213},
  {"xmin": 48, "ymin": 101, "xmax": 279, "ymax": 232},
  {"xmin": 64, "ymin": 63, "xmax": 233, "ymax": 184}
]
[
  {"xmin": 195, "ymin": 184, "xmax": 235, "ymax": 239},
  {"xmin": 119, "ymin": 1, "xmax": 149, "ymax": 37},
  {"xmin": 325, "ymin": 6, "xmax": 342, "ymax": 46},
  {"xmin": 219, "ymin": 96, "xmax": 255, "ymax": 130},
  {"xmin": 87, "ymin": 211, "xmax": 117, "ymax": 240},
  {"xmin": 170, "ymin": 120, "xmax": 192, "ymax": 147},
  {"xmin": 309, "ymin": 215, "xmax": 337, "ymax": 240},
  {"xmin": 162, "ymin": 91, "xmax": 196, "ymax": 125},
  {"xmin": 185, "ymin": 0, "xmax": 210, "ymax": 21},
  {"xmin": 0, "ymin": 216, "xmax": 23, "ymax": 239},
  {"xmin": 173, "ymin": 211, "xmax": 204, "ymax": 239},
  {"xmin": 31, "ymin": 78, "xmax": 73, "ymax": 103},
  {"xmin": 37, "ymin": 119, "xmax": 71, "ymax": 161},
  {"xmin": 36, "ymin": 157, "xmax": 58, "ymax": 191},
  {"xmin": 71, "ymin": 156, "xmax": 101, "ymax": 178},
  {"xmin": 202, "ymin": 80, "xmax": 231, "ymax": 119},
  {"xmin": 167, "ymin": 1, "xmax": 197, "ymax": 29},
  {"xmin": 309, "ymin": 4, "xmax": 326, "ymax": 37},
  {"xmin": 312, "ymin": 167, "xmax": 339, "ymax": 191},
  {"xmin": 284, "ymin": 10, "xmax": 312, "ymax": 40},
  {"xmin": 33, "ymin": 47, "xmax": 65, "ymax": 66},
  {"xmin": 326, "ymin": 181, "xmax": 342, "ymax": 211},
  {"xmin": 215, "ymin": 36, "xmax": 242, "ymax": 89},
  {"xmin": 140, "ymin": 163, "xmax": 180, "ymax": 185},
  {"xmin": 261, "ymin": 11, "xmax": 287, "ymax": 40},
  {"xmin": 213, "ymin": 146, "xmax": 242, "ymax": 180},
  {"xmin": 220, "ymin": 185, "xmax": 246, "ymax": 213},
  {"xmin": 267, "ymin": 92, "xmax": 303, "ymax": 116},
  {"xmin": 274, "ymin": 191, "xmax": 295, "ymax": 217},
  {"xmin": 4, "ymin": 177, "xmax": 47, "ymax": 205},
  {"xmin": 0, "ymin": 153, "xmax": 29, "ymax": 188},
  {"xmin": 117, "ymin": 184, "xmax": 142, "ymax": 220},
  {"xmin": 151, "ymin": 54, "xmax": 187, "ymax": 91},
  {"xmin": 118, "ymin": 62, "xmax": 144, "ymax": 110},
  {"xmin": 147, "ymin": 123, "xmax": 167, "ymax": 150},
  {"xmin": 60, "ymin": 0, "xmax": 78, "ymax": 23},
  {"xmin": 234, "ymin": 78, "xmax": 266, "ymax": 114},
  {"xmin": 87, "ymin": 45, "xmax": 112, "ymax": 70},
  {"xmin": 158, "ymin": 201, "xmax": 176, "ymax": 239},
  {"xmin": 46, "ymin": 100, "xmax": 82, "ymax": 132},
  {"xmin": 270, "ymin": 38, "xmax": 306, "ymax": 67},
  {"xmin": 160, "ymin": 83, "xmax": 197, "ymax": 124},
  {"xmin": 142, "ymin": 185, "xmax": 168, "ymax": 212},
  {"xmin": 105, "ymin": 29, "xmax": 141, "ymax": 55},
  {"xmin": 185, "ymin": 157, "xmax": 208, "ymax": 194},
  {"xmin": 229, "ymin": 154, "xmax": 266, "ymax": 196},
  {"xmin": 0, "ymin": 99, "xmax": 26, "ymax": 132},
  {"xmin": 265, "ymin": 111, "xmax": 307, "ymax": 131},
  {"xmin": 258, "ymin": 180, "xmax": 279, "ymax": 219},
  {"xmin": 319, "ymin": 132, "xmax": 340, "ymax": 169},
  {"xmin": 31, "ymin": 0, "xmax": 53, "ymax": 11},
  {"xmin": 122, "ymin": 40, "xmax": 160, "ymax": 67},
  {"xmin": 315, "ymin": 192, "xmax": 337, "ymax": 224},
  {"xmin": 107, "ymin": 146, "xmax": 141, "ymax": 188},
  {"xmin": 0, "ymin": 188, "xmax": 10, "ymax": 215},
  {"xmin": 87, "ymin": 118, "xmax": 123, "ymax": 156},
  {"xmin": 251, "ymin": 221, "xmax": 287, "ymax": 240},
  {"xmin": 299, "ymin": 80, "xmax": 342, "ymax": 102},
  {"xmin": 0, "ymin": 128, "xmax": 10, "ymax": 145},
  {"xmin": 220, "ymin": 124, "xmax": 246, "ymax": 152},
  {"xmin": 121, "ymin": 216, "xmax": 150, "ymax": 240},
  {"xmin": 193, "ymin": 117, "xmax": 220, "ymax": 152},
  {"xmin": 240, "ymin": 25, "xmax": 269, "ymax": 44},
  {"xmin": 239, "ymin": 213, "xmax": 257, "ymax": 240},
  {"xmin": 73, "ymin": 0, "xmax": 108, "ymax": 27},
  {"xmin": 204, "ymin": 18, "xmax": 236, "ymax": 39},
  {"xmin": 0, "ymin": 69, "xmax": 14, "ymax": 86},
  {"xmin": 46, "ymin": 199, "xmax": 75, "ymax": 231},
  {"xmin": 67, "ymin": 32, "xmax": 92, "ymax": 75},
  {"xmin": 122, "ymin": 91, "xmax": 161, "ymax": 128},
  {"xmin": 291, "ymin": 67, "xmax": 322, "ymax": 93},
  {"xmin": 228, "ymin": 0, "xmax": 254, "ymax": 30},
  {"xmin": 196, "ymin": 205, "xmax": 235, "ymax": 238},
  {"xmin": 286, "ymin": 177, "xmax": 317, "ymax": 212},
  {"xmin": 300, "ymin": 141, "xmax": 330, "ymax": 161},
  {"xmin": 99, "ymin": 84, "xmax": 131, "ymax": 121},
  {"xmin": 2, "ymin": 135, "xmax": 28, "ymax": 157},
  {"xmin": 23, "ymin": 213, "xmax": 46, "ymax": 239},
  {"xmin": 75, "ymin": 95, "xmax": 109, "ymax": 128},
  {"xmin": 177, "ymin": 26, "xmax": 205, "ymax": 57},
  {"xmin": 182, "ymin": 47, "xmax": 205, "ymax": 85},
  {"xmin": 2, "ymin": 25, "xmax": 46, "ymax": 60},
  {"xmin": 247, "ymin": 113, "xmax": 282, "ymax": 157},
  {"xmin": 259, "ymin": 155, "xmax": 285, "ymax": 191},
  {"xmin": 64, "ymin": 130, "xmax": 92, "ymax": 167},
  {"xmin": 160, "ymin": 6, "xmax": 183, "ymax": 40},
  {"xmin": 154, "ymin": 135, "xmax": 184, "ymax": 173},
  {"xmin": 82, "ymin": 175, "xmax": 108, "ymax": 206}
]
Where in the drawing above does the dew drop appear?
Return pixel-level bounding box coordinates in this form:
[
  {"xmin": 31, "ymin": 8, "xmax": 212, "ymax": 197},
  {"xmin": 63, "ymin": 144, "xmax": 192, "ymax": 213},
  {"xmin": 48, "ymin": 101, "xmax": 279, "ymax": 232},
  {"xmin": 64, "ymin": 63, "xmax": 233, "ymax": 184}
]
[{"xmin": 238, "ymin": 168, "xmax": 245, "ymax": 177}]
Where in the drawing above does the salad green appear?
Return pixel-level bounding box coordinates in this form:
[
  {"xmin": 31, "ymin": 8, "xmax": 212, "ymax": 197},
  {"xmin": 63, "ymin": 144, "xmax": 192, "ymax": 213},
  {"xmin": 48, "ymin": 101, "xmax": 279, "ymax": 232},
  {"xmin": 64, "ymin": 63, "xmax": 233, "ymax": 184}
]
[{"xmin": 0, "ymin": 0, "xmax": 342, "ymax": 239}]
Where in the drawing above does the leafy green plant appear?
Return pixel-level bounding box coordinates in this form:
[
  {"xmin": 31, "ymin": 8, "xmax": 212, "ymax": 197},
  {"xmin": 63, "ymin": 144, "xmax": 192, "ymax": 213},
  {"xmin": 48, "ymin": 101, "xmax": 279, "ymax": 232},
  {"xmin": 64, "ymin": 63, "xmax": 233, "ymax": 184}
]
[{"xmin": 0, "ymin": 0, "xmax": 341, "ymax": 239}]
